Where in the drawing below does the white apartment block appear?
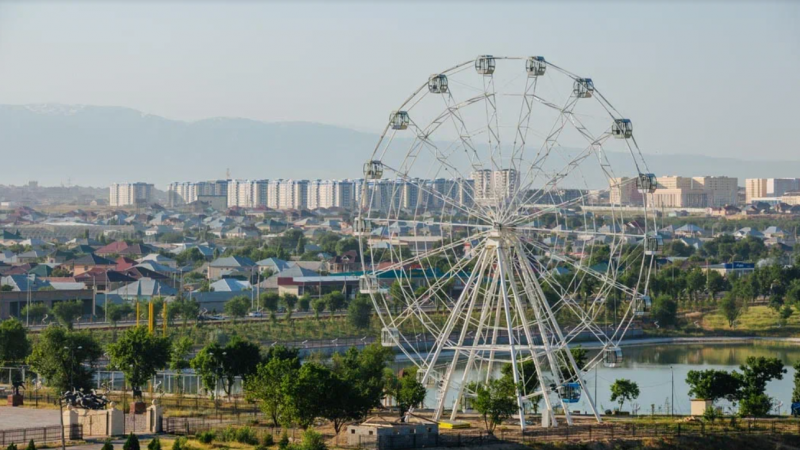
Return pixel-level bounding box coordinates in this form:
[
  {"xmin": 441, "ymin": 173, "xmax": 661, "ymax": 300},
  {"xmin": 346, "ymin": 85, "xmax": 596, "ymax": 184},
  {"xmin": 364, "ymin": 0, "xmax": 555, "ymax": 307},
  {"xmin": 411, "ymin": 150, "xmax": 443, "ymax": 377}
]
[
  {"xmin": 471, "ymin": 169, "xmax": 518, "ymax": 205},
  {"xmin": 227, "ymin": 179, "xmax": 268, "ymax": 208},
  {"xmin": 609, "ymin": 177, "xmax": 643, "ymax": 206},
  {"xmin": 168, "ymin": 180, "xmax": 229, "ymax": 207},
  {"xmin": 308, "ymin": 180, "xmax": 356, "ymax": 210},
  {"xmin": 647, "ymin": 176, "xmax": 738, "ymax": 208},
  {"xmin": 277, "ymin": 180, "xmax": 309, "ymax": 210},
  {"xmin": 746, "ymin": 178, "xmax": 800, "ymax": 204},
  {"xmin": 110, "ymin": 182, "xmax": 153, "ymax": 207}
]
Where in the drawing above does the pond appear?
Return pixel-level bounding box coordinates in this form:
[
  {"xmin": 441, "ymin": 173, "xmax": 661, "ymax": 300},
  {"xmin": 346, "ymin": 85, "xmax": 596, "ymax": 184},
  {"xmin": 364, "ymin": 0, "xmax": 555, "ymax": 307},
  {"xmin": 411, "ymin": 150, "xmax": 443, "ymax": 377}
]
[{"xmin": 398, "ymin": 339, "xmax": 800, "ymax": 417}]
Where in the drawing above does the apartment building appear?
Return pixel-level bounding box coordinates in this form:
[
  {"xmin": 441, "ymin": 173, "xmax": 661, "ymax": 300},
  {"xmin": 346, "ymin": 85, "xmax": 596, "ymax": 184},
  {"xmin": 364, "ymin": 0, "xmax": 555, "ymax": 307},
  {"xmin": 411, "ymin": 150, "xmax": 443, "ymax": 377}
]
[
  {"xmin": 746, "ymin": 178, "xmax": 800, "ymax": 204},
  {"xmin": 168, "ymin": 180, "xmax": 229, "ymax": 207},
  {"xmin": 227, "ymin": 179, "xmax": 268, "ymax": 208},
  {"xmin": 110, "ymin": 182, "xmax": 154, "ymax": 207},
  {"xmin": 609, "ymin": 177, "xmax": 642, "ymax": 205},
  {"xmin": 472, "ymin": 169, "xmax": 518, "ymax": 205},
  {"xmin": 646, "ymin": 176, "xmax": 737, "ymax": 208},
  {"xmin": 307, "ymin": 180, "xmax": 356, "ymax": 210}
]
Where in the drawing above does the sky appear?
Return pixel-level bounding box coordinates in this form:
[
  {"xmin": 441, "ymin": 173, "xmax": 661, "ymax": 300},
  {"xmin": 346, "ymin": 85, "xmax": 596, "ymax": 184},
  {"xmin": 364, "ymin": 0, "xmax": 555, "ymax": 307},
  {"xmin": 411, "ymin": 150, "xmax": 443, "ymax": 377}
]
[{"xmin": 0, "ymin": 1, "xmax": 798, "ymax": 163}]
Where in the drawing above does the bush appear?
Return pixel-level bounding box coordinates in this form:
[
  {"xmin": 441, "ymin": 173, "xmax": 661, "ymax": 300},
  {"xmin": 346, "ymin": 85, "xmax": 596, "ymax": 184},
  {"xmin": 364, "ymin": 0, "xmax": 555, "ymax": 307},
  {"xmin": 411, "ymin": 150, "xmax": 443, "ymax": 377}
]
[
  {"xmin": 147, "ymin": 438, "xmax": 161, "ymax": 450},
  {"xmin": 25, "ymin": 441, "xmax": 35, "ymax": 450},
  {"xmin": 262, "ymin": 434, "xmax": 275, "ymax": 447},
  {"xmin": 170, "ymin": 439, "xmax": 180, "ymax": 450},
  {"xmin": 102, "ymin": 439, "xmax": 114, "ymax": 450},
  {"xmin": 703, "ymin": 406, "xmax": 721, "ymax": 422},
  {"xmin": 278, "ymin": 431, "xmax": 290, "ymax": 450},
  {"xmin": 300, "ymin": 429, "xmax": 326, "ymax": 450},
  {"xmin": 7, "ymin": 444, "xmax": 18, "ymax": 450},
  {"xmin": 235, "ymin": 427, "xmax": 259, "ymax": 445},
  {"xmin": 197, "ymin": 431, "xmax": 216, "ymax": 444},
  {"xmin": 123, "ymin": 433, "xmax": 140, "ymax": 450}
]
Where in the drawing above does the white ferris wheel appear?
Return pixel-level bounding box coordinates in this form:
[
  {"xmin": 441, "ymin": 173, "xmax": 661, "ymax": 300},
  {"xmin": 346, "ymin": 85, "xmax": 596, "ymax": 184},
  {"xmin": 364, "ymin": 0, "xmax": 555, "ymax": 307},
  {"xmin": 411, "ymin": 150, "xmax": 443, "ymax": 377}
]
[{"xmin": 355, "ymin": 55, "xmax": 660, "ymax": 430}]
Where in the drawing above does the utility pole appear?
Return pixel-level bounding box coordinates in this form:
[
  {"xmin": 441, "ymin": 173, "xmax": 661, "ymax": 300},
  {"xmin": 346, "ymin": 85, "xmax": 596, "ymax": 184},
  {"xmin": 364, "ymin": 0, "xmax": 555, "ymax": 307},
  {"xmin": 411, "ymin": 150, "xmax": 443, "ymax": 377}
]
[{"xmin": 671, "ymin": 366, "xmax": 674, "ymax": 416}]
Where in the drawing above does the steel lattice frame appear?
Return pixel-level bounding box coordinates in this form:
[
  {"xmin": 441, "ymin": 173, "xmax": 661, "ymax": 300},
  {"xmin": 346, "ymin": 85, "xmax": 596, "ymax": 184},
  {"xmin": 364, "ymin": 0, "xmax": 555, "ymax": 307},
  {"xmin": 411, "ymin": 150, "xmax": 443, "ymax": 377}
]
[{"xmin": 356, "ymin": 56, "xmax": 658, "ymax": 430}]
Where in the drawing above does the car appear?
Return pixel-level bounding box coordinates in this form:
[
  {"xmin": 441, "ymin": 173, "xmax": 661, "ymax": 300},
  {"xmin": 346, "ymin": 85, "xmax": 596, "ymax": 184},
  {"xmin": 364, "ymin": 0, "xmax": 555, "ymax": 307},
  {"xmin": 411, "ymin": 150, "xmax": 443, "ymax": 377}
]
[{"xmin": 248, "ymin": 311, "xmax": 265, "ymax": 318}]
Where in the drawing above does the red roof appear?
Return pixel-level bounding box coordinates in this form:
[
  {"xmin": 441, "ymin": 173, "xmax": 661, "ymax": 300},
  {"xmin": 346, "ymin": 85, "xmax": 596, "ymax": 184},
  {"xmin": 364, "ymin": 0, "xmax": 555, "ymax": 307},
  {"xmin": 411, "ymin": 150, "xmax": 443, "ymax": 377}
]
[
  {"xmin": 115, "ymin": 257, "xmax": 137, "ymax": 271},
  {"xmin": 95, "ymin": 241, "xmax": 130, "ymax": 255}
]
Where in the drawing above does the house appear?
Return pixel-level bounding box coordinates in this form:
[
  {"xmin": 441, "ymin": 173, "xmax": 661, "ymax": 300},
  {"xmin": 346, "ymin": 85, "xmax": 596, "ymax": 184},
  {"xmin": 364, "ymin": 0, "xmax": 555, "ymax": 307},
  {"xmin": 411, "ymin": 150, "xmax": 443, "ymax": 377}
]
[
  {"xmin": 327, "ymin": 250, "xmax": 360, "ymax": 273},
  {"xmin": 106, "ymin": 277, "xmax": 177, "ymax": 300},
  {"xmin": 137, "ymin": 253, "xmax": 177, "ymax": 269},
  {"xmin": 74, "ymin": 269, "xmax": 137, "ymax": 291},
  {"xmin": 256, "ymin": 257, "xmax": 293, "ymax": 274},
  {"xmin": 95, "ymin": 241, "xmax": 130, "ymax": 257},
  {"xmin": 763, "ymin": 226, "xmax": 786, "ymax": 239},
  {"xmin": 701, "ymin": 262, "xmax": 755, "ymax": 276},
  {"xmin": 346, "ymin": 423, "xmax": 438, "ymax": 449},
  {"xmin": 675, "ymin": 224, "xmax": 706, "ymax": 237},
  {"xmin": 68, "ymin": 254, "xmax": 117, "ymax": 276},
  {"xmin": 118, "ymin": 244, "xmax": 158, "ymax": 258},
  {"xmin": 734, "ymin": 227, "xmax": 764, "ymax": 239},
  {"xmin": 207, "ymin": 256, "xmax": 256, "ymax": 280},
  {"xmin": 209, "ymin": 278, "xmax": 252, "ymax": 292}
]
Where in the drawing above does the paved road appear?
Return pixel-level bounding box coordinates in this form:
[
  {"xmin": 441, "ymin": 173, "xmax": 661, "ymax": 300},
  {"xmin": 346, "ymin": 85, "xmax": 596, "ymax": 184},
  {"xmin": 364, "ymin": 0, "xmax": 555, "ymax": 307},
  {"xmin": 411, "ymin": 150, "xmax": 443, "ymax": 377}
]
[{"xmin": 0, "ymin": 407, "xmax": 60, "ymax": 430}]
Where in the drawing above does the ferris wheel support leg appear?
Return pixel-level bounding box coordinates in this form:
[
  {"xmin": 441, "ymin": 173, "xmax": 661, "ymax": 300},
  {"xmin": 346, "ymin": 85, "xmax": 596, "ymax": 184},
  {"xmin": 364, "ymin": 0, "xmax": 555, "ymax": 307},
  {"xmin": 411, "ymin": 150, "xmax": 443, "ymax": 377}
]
[{"xmin": 495, "ymin": 245, "xmax": 527, "ymax": 432}]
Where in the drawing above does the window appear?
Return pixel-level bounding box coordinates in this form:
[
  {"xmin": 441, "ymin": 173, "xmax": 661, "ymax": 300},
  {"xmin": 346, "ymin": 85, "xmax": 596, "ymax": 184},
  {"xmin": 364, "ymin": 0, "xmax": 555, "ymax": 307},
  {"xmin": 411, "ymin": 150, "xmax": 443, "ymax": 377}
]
[{"xmin": 351, "ymin": 430, "xmax": 355, "ymax": 434}]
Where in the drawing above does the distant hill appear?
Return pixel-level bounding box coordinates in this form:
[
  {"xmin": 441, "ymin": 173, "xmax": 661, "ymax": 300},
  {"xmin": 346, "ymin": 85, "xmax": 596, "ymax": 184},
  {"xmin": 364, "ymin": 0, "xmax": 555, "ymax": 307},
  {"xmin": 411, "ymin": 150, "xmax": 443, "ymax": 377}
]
[{"xmin": 1, "ymin": 103, "xmax": 798, "ymax": 189}]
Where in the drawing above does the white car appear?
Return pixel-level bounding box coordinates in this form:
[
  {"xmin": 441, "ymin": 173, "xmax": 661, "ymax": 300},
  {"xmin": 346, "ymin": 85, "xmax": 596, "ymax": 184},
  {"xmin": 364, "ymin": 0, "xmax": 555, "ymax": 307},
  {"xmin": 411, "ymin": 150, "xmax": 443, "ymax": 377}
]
[{"xmin": 248, "ymin": 311, "xmax": 265, "ymax": 318}]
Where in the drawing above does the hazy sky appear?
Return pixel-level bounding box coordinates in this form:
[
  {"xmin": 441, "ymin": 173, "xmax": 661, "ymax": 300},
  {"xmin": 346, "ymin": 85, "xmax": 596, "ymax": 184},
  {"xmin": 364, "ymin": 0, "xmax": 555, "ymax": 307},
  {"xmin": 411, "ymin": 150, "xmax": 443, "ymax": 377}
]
[{"xmin": 0, "ymin": 1, "xmax": 798, "ymax": 161}]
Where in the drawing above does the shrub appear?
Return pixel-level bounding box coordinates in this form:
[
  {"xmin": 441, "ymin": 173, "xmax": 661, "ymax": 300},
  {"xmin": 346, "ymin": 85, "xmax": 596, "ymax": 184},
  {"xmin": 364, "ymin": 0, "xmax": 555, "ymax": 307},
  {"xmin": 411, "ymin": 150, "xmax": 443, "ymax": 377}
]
[
  {"xmin": 703, "ymin": 406, "xmax": 721, "ymax": 422},
  {"xmin": 197, "ymin": 431, "xmax": 215, "ymax": 444},
  {"xmin": 7, "ymin": 444, "xmax": 18, "ymax": 450},
  {"xmin": 170, "ymin": 439, "xmax": 180, "ymax": 450},
  {"xmin": 300, "ymin": 429, "xmax": 326, "ymax": 450},
  {"xmin": 102, "ymin": 439, "xmax": 114, "ymax": 450},
  {"xmin": 235, "ymin": 427, "xmax": 259, "ymax": 445},
  {"xmin": 261, "ymin": 434, "xmax": 275, "ymax": 447},
  {"xmin": 123, "ymin": 433, "xmax": 140, "ymax": 450},
  {"xmin": 147, "ymin": 437, "xmax": 161, "ymax": 450},
  {"xmin": 278, "ymin": 431, "xmax": 290, "ymax": 450},
  {"xmin": 25, "ymin": 441, "xmax": 35, "ymax": 450}
]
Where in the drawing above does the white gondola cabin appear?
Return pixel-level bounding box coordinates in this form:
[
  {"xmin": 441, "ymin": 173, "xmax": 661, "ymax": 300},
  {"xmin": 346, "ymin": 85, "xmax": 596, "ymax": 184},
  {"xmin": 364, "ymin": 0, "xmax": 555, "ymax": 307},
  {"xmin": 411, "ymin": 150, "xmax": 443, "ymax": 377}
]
[
  {"xmin": 359, "ymin": 275, "xmax": 379, "ymax": 294},
  {"xmin": 612, "ymin": 119, "xmax": 633, "ymax": 139},
  {"xmin": 573, "ymin": 78, "xmax": 595, "ymax": 98},
  {"xmin": 604, "ymin": 346, "xmax": 623, "ymax": 368},
  {"xmin": 363, "ymin": 160, "xmax": 384, "ymax": 180},
  {"xmin": 526, "ymin": 56, "xmax": 546, "ymax": 77},
  {"xmin": 636, "ymin": 173, "xmax": 658, "ymax": 194},
  {"xmin": 428, "ymin": 74, "xmax": 449, "ymax": 94},
  {"xmin": 353, "ymin": 218, "xmax": 371, "ymax": 236},
  {"xmin": 644, "ymin": 234, "xmax": 663, "ymax": 256},
  {"xmin": 381, "ymin": 327, "xmax": 399, "ymax": 347},
  {"xmin": 475, "ymin": 55, "xmax": 496, "ymax": 75},
  {"xmin": 389, "ymin": 111, "xmax": 410, "ymax": 130},
  {"xmin": 636, "ymin": 295, "xmax": 652, "ymax": 317}
]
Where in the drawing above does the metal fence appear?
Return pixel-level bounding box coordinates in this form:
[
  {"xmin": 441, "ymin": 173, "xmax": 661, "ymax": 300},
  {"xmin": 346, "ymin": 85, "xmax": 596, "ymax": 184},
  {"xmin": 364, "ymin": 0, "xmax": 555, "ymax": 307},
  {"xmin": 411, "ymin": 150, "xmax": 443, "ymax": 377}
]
[
  {"xmin": 0, "ymin": 425, "xmax": 82, "ymax": 446},
  {"xmin": 161, "ymin": 416, "xmax": 263, "ymax": 436}
]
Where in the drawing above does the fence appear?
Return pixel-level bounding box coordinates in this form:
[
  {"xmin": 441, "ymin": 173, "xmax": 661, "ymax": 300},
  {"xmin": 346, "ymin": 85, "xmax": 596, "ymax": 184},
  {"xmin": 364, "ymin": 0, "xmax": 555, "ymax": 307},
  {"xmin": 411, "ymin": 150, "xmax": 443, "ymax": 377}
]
[
  {"xmin": 341, "ymin": 420, "xmax": 800, "ymax": 449},
  {"xmin": 161, "ymin": 415, "xmax": 264, "ymax": 436},
  {"xmin": 0, "ymin": 425, "xmax": 82, "ymax": 446}
]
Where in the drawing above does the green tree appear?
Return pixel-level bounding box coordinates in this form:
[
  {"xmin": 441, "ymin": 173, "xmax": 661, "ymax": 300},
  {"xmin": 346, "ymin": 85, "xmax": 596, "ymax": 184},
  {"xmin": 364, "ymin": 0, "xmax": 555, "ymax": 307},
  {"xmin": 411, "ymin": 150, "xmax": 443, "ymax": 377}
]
[
  {"xmin": 557, "ymin": 346, "xmax": 588, "ymax": 381},
  {"xmin": 101, "ymin": 439, "xmax": 113, "ymax": 450},
  {"xmin": 0, "ymin": 319, "xmax": 30, "ymax": 365},
  {"xmin": 347, "ymin": 295, "xmax": 372, "ymax": 330},
  {"xmin": 106, "ymin": 303, "xmax": 133, "ymax": 328},
  {"xmin": 779, "ymin": 304, "xmax": 793, "ymax": 326},
  {"xmin": 719, "ymin": 292, "xmax": 744, "ymax": 328},
  {"xmin": 736, "ymin": 356, "xmax": 785, "ymax": 417},
  {"xmin": 469, "ymin": 378, "xmax": 517, "ymax": 433},
  {"xmin": 192, "ymin": 336, "xmax": 261, "ymax": 398},
  {"xmin": 260, "ymin": 292, "xmax": 281, "ymax": 314},
  {"xmin": 311, "ymin": 298, "xmax": 326, "ymax": 321},
  {"xmin": 792, "ymin": 361, "xmax": 800, "ymax": 404},
  {"xmin": 706, "ymin": 271, "xmax": 728, "ymax": 300},
  {"xmin": 286, "ymin": 361, "xmax": 336, "ymax": 429},
  {"xmin": 51, "ymin": 300, "xmax": 84, "ymax": 329},
  {"xmin": 282, "ymin": 293, "xmax": 298, "ymax": 312},
  {"xmin": 686, "ymin": 369, "xmax": 740, "ymax": 403},
  {"xmin": 107, "ymin": 326, "xmax": 171, "ymax": 401},
  {"xmin": 170, "ymin": 336, "xmax": 193, "ymax": 394},
  {"xmin": 501, "ymin": 360, "xmax": 540, "ymax": 396},
  {"xmin": 25, "ymin": 440, "xmax": 35, "ymax": 450},
  {"xmin": 388, "ymin": 368, "xmax": 426, "ymax": 419},
  {"xmin": 169, "ymin": 297, "xmax": 200, "ymax": 328},
  {"xmin": 20, "ymin": 303, "xmax": 49, "ymax": 324},
  {"xmin": 123, "ymin": 433, "xmax": 140, "ymax": 450},
  {"xmin": 27, "ymin": 326, "xmax": 103, "ymax": 393},
  {"xmin": 324, "ymin": 291, "xmax": 346, "ymax": 320},
  {"xmin": 651, "ymin": 295, "xmax": 678, "ymax": 327},
  {"xmin": 685, "ymin": 269, "xmax": 705, "ymax": 303},
  {"xmin": 610, "ymin": 379, "xmax": 640, "ymax": 411},
  {"xmin": 298, "ymin": 294, "xmax": 311, "ymax": 312},
  {"xmin": 146, "ymin": 437, "xmax": 161, "ymax": 450},
  {"xmin": 244, "ymin": 347, "xmax": 301, "ymax": 426},
  {"xmin": 224, "ymin": 296, "xmax": 251, "ymax": 322},
  {"xmin": 335, "ymin": 238, "xmax": 359, "ymax": 255}
]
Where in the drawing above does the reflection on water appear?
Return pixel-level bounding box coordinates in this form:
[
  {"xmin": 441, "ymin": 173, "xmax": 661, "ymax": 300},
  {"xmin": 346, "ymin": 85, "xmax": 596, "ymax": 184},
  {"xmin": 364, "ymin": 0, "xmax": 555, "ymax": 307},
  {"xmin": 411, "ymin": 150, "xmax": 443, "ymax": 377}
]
[{"xmin": 399, "ymin": 341, "xmax": 800, "ymax": 417}]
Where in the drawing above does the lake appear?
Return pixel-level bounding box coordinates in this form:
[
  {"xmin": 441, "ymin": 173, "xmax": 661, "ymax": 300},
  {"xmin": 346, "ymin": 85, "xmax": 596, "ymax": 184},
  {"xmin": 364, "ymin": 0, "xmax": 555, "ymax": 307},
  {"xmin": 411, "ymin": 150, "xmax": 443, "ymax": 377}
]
[{"xmin": 399, "ymin": 339, "xmax": 800, "ymax": 417}]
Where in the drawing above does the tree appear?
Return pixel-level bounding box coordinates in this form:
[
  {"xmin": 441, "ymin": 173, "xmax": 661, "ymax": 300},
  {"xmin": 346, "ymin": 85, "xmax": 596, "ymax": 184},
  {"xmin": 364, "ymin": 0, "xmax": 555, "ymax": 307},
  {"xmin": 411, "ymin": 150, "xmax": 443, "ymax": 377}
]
[
  {"xmin": 224, "ymin": 296, "xmax": 250, "ymax": 322},
  {"xmin": 706, "ymin": 271, "xmax": 728, "ymax": 300},
  {"xmin": 557, "ymin": 346, "xmax": 587, "ymax": 381},
  {"xmin": 282, "ymin": 294, "xmax": 298, "ymax": 312},
  {"xmin": 25, "ymin": 441, "xmax": 35, "ymax": 450},
  {"xmin": 501, "ymin": 360, "xmax": 540, "ymax": 396},
  {"xmin": 779, "ymin": 304, "xmax": 794, "ymax": 326},
  {"xmin": 469, "ymin": 378, "xmax": 517, "ymax": 433},
  {"xmin": 244, "ymin": 347, "xmax": 301, "ymax": 426},
  {"xmin": 311, "ymin": 298, "xmax": 326, "ymax": 321},
  {"xmin": 347, "ymin": 295, "xmax": 372, "ymax": 330},
  {"xmin": 27, "ymin": 326, "xmax": 103, "ymax": 393},
  {"xmin": 260, "ymin": 292, "xmax": 280, "ymax": 314},
  {"xmin": 792, "ymin": 361, "xmax": 800, "ymax": 404},
  {"xmin": 685, "ymin": 269, "xmax": 705, "ymax": 303},
  {"xmin": 736, "ymin": 356, "xmax": 785, "ymax": 417},
  {"xmin": 107, "ymin": 326, "xmax": 171, "ymax": 401},
  {"xmin": 146, "ymin": 437, "xmax": 161, "ymax": 450},
  {"xmin": 170, "ymin": 336, "xmax": 193, "ymax": 394},
  {"xmin": 685, "ymin": 369, "xmax": 740, "ymax": 403},
  {"xmin": 651, "ymin": 295, "xmax": 678, "ymax": 327},
  {"xmin": 106, "ymin": 303, "xmax": 133, "ymax": 328},
  {"xmin": 51, "ymin": 300, "xmax": 84, "ymax": 329},
  {"xmin": 719, "ymin": 292, "xmax": 743, "ymax": 328},
  {"xmin": 192, "ymin": 336, "xmax": 261, "ymax": 398},
  {"xmin": 298, "ymin": 294, "xmax": 311, "ymax": 312},
  {"xmin": 324, "ymin": 291, "xmax": 346, "ymax": 320},
  {"xmin": 387, "ymin": 368, "xmax": 426, "ymax": 419},
  {"xmin": 335, "ymin": 238, "xmax": 359, "ymax": 255},
  {"xmin": 123, "ymin": 433, "xmax": 140, "ymax": 450},
  {"xmin": 169, "ymin": 297, "xmax": 200, "ymax": 328},
  {"xmin": 610, "ymin": 379, "xmax": 640, "ymax": 411},
  {"xmin": 101, "ymin": 439, "xmax": 114, "ymax": 450},
  {"xmin": 20, "ymin": 303, "xmax": 49, "ymax": 324},
  {"xmin": 286, "ymin": 361, "xmax": 336, "ymax": 429},
  {"xmin": 0, "ymin": 319, "xmax": 30, "ymax": 365}
]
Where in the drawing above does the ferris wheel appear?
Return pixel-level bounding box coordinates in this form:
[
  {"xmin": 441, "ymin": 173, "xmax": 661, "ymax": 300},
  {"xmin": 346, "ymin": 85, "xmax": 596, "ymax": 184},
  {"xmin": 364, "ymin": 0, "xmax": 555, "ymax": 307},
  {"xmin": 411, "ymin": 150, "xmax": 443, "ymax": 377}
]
[{"xmin": 355, "ymin": 55, "xmax": 660, "ymax": 430}]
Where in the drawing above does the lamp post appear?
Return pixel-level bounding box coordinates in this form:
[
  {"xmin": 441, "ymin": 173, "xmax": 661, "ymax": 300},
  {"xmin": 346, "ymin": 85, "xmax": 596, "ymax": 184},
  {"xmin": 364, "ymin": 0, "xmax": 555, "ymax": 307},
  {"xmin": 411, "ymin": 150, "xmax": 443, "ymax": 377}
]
[{"xmin": 670, "ymin": 366, "xmax": 674, "ymax": 417}]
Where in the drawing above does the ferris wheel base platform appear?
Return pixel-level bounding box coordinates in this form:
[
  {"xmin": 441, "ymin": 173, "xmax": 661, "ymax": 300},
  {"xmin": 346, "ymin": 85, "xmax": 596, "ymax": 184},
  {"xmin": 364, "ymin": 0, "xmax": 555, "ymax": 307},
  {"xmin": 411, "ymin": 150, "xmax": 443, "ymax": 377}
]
[{"xmin": 438, "ymin": 420, "xmax": 471, "ymax": 429}]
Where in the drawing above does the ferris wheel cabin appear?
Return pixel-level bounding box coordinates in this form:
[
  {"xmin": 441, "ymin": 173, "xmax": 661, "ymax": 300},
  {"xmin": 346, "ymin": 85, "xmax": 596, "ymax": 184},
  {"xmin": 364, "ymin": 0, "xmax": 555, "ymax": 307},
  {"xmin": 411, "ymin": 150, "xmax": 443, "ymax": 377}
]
[
  {"xmin": 353, "ymin": 218, "xmax": 371, "ymax": 236},
  {"xmin": 359, "ymin": 275, "xmax": 380, "ymax": 294},
  {"xmin": 612, "ymin": 119, "xmax": 633, "ymax": 139},
  {"xmin": 636, "ymin": 295, "xmax": 653, "ymax": 317},
  {"xmin": 475, "ymin": 55, "xmax": 496, "ymax": 75},
  {"xmin": 526, "ymin": 56, "xmax": 547, "ymax": 77},
  {"xmin": 428, "ymin": 74, "xmax": 449, "ymax": 94},
  {"xmin": 636, "ymin": 173, "xmax": 658, "ymax": 194},
  {"xmin": 573, "ymin": 78, "xmax": 595, "ymax": 98},
  {"xmin": 644, "ymin": 234, "xmax": 663, "ymax": 256},
  {"xmin": 558, "ymin": 382, "xmax": 582, "ymax": 404},
  {"xmin": 389, "ymin": 111, "xmax": 410, "ymax": 130},
  {"xmin": 604, "ymin": 346, "xmax": 624, "ymax": 368},
  {"xmin": 381, "ymin": 327, "xmax": 400, "ymax": 347},
  {"xmin": 363, "ymin": 160, "xmax": 384, "ymax": 180}
]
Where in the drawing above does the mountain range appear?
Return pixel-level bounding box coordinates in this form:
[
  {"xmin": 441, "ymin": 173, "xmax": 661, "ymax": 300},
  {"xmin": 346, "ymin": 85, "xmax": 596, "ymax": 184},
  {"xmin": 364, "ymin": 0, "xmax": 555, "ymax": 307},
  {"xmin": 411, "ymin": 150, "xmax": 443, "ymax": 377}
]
[{"xmin": 1, "ymin": 103, "xmax": 798, "ymax": 189}]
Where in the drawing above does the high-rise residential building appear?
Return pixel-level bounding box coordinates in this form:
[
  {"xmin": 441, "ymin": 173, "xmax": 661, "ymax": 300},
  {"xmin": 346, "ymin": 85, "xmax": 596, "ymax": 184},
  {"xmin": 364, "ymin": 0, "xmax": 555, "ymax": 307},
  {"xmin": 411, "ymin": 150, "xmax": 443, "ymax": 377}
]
[
  {"xmin": 168, "ymin": 180, "xmax": 229, "ymax": 207},
  {"xmin": 471, "ymin": 169, "xmax": 518, "ymax": 205},
  {"xmin": 227, "ymin": 179, "xmax": 268, "ymax": 208},
  {"xmin": 745, "ymin": 178, "xmax": 800, "ymax": 204},
  {"xmin": 110, "ymin": 182, "xmax": 154, "ymax": 207},
  {"xmin": 646, "ymin": 175, "xmax": 738, "ymax": 208},
  {"xmin": 609, "ymin": 177, "xmax": 642, "ymax": 205},
  {"xmin": 276, "ymin": 180, "xmax": 309, "ymax": 210},
  {"xmin": 308, "ymin": 180, "xmax": 356, "ymax": 210}
]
